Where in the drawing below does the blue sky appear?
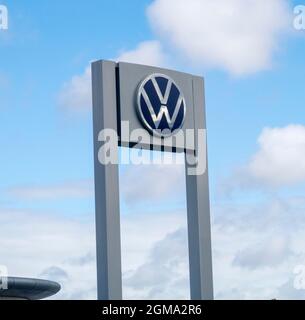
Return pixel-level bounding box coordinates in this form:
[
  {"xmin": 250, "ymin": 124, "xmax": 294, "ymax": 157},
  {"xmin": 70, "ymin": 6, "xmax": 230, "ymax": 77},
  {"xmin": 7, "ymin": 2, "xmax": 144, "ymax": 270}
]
[{"xmin": 1, "ymin": 0, "xmax": 305, "ymax": 299}]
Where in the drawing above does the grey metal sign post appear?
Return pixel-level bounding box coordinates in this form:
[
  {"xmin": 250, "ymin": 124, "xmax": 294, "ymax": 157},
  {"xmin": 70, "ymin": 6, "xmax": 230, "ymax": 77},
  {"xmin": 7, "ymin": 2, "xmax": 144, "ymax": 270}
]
[{"xmin": 92, "ymin": 60, "xmax": 213, "ymax": 300}]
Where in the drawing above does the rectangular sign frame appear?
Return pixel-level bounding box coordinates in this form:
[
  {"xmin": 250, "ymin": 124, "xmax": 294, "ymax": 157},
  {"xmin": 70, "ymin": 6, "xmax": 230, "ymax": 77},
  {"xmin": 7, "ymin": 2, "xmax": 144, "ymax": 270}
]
[{"xmin": 92, "ymin": 60, "xmax": 213, "ymax": 300}]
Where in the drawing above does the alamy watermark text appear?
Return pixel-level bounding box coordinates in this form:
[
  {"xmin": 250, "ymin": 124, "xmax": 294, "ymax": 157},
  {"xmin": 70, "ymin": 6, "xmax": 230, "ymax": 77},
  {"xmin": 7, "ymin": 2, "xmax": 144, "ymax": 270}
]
[
  {"xmin": 97, "ymin": 122, "xmax": 207, "ymax": 176},
  {"xmin": 294, "ymin": 5, "xmax": 305, "ymax": 30},
  {"xmin": 0, "ymin": 4, "xmax": 8, "ymax": 30}
]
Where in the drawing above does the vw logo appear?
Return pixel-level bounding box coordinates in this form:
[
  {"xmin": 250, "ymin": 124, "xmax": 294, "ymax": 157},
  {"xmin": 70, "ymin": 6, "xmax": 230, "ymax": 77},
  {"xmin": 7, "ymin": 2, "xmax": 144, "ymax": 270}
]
[{"xmin": 137, "ymin": 73, "xmax": 186, "ymax": 137}]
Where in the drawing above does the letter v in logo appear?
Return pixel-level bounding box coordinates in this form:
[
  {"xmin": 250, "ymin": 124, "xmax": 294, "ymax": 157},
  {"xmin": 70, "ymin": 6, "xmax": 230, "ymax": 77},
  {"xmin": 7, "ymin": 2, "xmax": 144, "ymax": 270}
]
[{"xmin": 137, "ymin": 73, "xmax": 186, "ymax": 137}]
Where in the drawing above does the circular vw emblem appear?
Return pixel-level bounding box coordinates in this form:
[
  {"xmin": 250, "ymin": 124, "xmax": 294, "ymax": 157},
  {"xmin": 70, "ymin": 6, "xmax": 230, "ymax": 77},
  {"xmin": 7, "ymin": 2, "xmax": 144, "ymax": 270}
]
[{"xmin": 137, "ymin": 73, "xmax": 186, "ymax": 137}]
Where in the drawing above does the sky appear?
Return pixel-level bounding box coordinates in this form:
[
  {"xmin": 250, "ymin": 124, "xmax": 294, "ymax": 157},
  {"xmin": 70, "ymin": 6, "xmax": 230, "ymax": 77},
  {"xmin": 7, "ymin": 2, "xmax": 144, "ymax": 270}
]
[{"xmin": 1, "ymin": 0, "xmax": 305, "ymax": 299}]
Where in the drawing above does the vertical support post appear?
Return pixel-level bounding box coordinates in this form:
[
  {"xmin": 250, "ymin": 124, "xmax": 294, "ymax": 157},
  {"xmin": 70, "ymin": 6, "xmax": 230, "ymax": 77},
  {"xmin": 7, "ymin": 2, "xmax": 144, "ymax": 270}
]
[
  {"xmin": 185, "ymin": 76, "xmax": 213, "ymax": 300},
  {"xmin": 92, "ymin": 60, "xmax": 122, "ymax": 300}
]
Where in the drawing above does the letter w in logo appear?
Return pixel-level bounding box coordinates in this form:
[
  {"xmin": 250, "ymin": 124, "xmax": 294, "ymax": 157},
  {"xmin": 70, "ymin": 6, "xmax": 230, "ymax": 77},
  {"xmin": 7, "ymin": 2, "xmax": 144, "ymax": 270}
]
[{"xmin": 140, "ymin": 75, "xmax": 185, "ymax": 130}]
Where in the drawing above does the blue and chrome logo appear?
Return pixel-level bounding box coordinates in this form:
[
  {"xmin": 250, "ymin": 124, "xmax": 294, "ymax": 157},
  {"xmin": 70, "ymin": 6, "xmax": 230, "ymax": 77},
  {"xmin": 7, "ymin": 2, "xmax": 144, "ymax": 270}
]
[{"xmin": 137, "ymin": 73, "xmax": 186, "ymax": 137}]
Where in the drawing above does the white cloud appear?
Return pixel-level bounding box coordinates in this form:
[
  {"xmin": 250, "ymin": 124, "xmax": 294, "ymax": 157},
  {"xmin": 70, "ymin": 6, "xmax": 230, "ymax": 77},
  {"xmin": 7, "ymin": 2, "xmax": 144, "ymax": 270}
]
[
  {"xmin": 120, "ymin": 156, "xmax": 185, "ymax": 207},
  {"xmin": 212, "ymin": 197, "xmax": 305, "ymax": 299},
  {"xmin": 220, "ymin": 125, "xmax": 305, "ymax": 194},
  {"xmin": 247, "ymin": 125, "xmax": 305, "ymax": 187},
  {"xmin": 2, "ymin": 194, "xmax": 305, "ymax": 299},
  {"xmin": 233, "ymin": 235, "xmax": 292, "ymax": 269},
  {"xmin": 58, "ymin": 66, "xmax": 92, "ymax": 111},
  {"xmin": 7, "ymin": 180, "xmax": 93, "ymax": 200},
  {"xmin": 277, "ymin": 277, "xmax": 305, "ymax": 300},
  {"xmin": 123, "ymin": 228, "xmax": 190, "ymax": 299},
  {"xmin": 0, "ymin": 203, "xmax": 189, "ymax": 299},
  {"xmin": 147, "ymin": 0, "xmax": 291, "ymax": 75},
  {"xmin": 121, "ymin": 209, "xmax": 188, "ymax": 274},
  {"xmin": 0, "ymin": 208, "xmax": 97, "ymax": 299},
  {"xmin": 40, "ymin": 266, "xmax": 69, "ymax": 282},
  {"xmin": 117, "ymin": 40, "xmax": 167, "ymax": 67},
  {"xmin": 122, "ymin": 196, "xmax": 305, "ymax": 300}
]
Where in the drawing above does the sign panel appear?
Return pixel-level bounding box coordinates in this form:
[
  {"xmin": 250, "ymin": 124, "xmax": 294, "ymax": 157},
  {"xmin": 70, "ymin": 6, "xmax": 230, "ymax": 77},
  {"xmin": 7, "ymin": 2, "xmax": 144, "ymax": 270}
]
[{"xmin": 117, "ymin": 62, "xmax": 197, "ymax": 152}]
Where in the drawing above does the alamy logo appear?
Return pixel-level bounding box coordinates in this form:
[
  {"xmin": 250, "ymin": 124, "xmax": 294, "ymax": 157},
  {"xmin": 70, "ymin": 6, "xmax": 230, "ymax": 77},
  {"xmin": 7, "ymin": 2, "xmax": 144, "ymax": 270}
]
[
  {"xmin": 137, "ymin": 73, "xmax": 186, "ymax": 137},
  {"xmin": 294, "ymin": 5, "xmax": 305, "ymax": 30},
  {"xmin": 0, "ymin": 5, "xmax": 8, "ymax": 30}
]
